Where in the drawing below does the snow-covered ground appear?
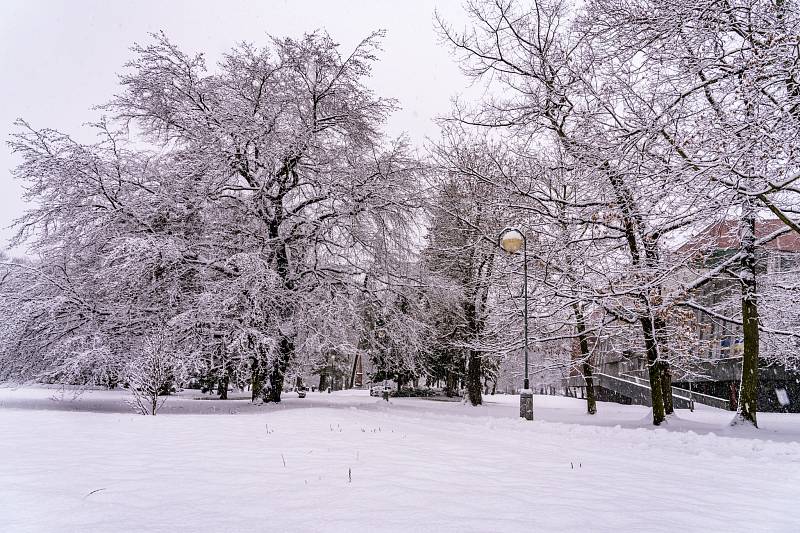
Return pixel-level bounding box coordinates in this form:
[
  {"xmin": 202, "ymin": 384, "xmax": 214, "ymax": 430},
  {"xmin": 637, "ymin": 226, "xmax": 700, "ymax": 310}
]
[{"xmin": 1, "ymin": 386, "xmax": 799, "ymax": 532}]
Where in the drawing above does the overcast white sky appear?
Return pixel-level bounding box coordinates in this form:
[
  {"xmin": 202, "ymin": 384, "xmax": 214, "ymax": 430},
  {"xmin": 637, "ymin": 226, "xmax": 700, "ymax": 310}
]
[{"xmin": 0, "ymin": 0, "xmax": 471, "ymax": 255}]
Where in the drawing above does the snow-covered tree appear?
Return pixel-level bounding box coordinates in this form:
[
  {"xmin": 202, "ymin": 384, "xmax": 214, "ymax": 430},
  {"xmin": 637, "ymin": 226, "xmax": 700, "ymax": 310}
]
[{"xmin": 3, "ymin": 31, "xmax": 421, "ymax": 403}]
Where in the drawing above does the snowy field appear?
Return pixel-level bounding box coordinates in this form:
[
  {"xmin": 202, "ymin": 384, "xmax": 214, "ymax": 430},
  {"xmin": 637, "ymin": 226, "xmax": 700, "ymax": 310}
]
[{"xmin": 1, "ymin": 387, "xmax": 799, "ymax": 532}]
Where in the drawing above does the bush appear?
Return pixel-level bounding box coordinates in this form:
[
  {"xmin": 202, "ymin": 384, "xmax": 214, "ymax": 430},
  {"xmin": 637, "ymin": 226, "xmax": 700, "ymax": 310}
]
[
  {"xmin": 125, "ymin": 335, "xmax": 182, "ymax": 415},
  {"xmin": 392, "ymin": 387, "xmax": 439, "ymax": 398}
]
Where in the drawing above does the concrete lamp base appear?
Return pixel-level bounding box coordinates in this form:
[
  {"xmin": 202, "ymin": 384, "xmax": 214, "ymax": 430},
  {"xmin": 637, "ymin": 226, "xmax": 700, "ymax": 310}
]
[{"xmin": 520, "ymin": 389, "xmax": 533, "ymax": 420}]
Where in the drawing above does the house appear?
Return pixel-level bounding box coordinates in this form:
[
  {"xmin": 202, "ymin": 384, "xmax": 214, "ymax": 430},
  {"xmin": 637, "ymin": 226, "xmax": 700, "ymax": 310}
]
[
  {"xmin": 566, "ymin": 219, "xmax": 800, "ymax": 412},
  {"xmin": 673, "ymin": 219, "xmax": 800, "ymax": 412}
]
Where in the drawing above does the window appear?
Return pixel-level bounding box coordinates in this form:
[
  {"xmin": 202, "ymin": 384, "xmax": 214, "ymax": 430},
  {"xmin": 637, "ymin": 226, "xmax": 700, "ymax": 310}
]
[{"xmin": 779, "ymin": 253, "xmax": 799, "ymax": 272}]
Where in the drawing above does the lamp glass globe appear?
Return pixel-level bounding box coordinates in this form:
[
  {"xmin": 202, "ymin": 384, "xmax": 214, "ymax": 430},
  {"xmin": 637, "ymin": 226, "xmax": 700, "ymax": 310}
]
[{"xmin": 500, "ymin": 229, "xmax": 525, "ymax": 253}]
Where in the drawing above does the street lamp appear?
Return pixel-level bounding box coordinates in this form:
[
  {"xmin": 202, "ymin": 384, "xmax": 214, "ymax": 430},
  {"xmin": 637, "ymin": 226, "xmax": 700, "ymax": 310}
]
[{"xmin": 498, "ymin": 227, "xmax": 533, "ymax": 421}]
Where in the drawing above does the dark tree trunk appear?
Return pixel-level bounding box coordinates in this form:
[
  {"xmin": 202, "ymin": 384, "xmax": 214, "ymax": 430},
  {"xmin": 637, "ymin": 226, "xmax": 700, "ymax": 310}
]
[
  {"xmin": 250, "ymin": 357, "xmax": 263, "ymax": 403},
  {"xmin": 736, "ymin": 202, "xmax": 760, "ymax": 427},
  {"xmin": 445, "ymin": 372, "xmax": 457, "ymax": 397},
  {"xmin": 466, "ymin": 350, "xmax": 483, "ymax": 406},
  {"xmin": 607, "ymin": 170, "xmax": 666, "ymax": 425},
  {"xmin": 644, "ymin": 238, "xmax": 673, "ymax": 417},
  {"xmin": 349, "ymin": 354, "xmax": 359, "ymax": 389},
  {"xmin": 463, "ymin": 300, "xmax": 483, "ymax": 406},
  {"xmin": 573, "ymin": 303, "xmax": 597, "ymax": 415},
  {"xmin": 581, "ymin": 363, "xmax": 597, "ymax": 415},
  {"xmin": 658, "ymin": 361, "xmax": 673, "ymax": 415},
  {"xmin": 216, "ymin": 341, "xmax": 229, "ymax": 400},
  {"xmin": 265, "ymin": 206, "xmax": 295, "ymax": 404},
  {"xmin": 266, "ymin": 337, "xmax": 293, "ymax": 403},
  {"xmin": 217, "ymin": 371, "xmax": 229, "ymax": 400},
  {"xmin": 641, "ymin": 315, "xmax": 666, "ymax": 425}
]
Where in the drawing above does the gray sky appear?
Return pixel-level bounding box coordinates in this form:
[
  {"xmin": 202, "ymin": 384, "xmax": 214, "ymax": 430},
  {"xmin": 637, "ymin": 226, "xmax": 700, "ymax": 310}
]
[{"xmin": 0, "ymin": 0, "xmax": 470, "ymax": 255}]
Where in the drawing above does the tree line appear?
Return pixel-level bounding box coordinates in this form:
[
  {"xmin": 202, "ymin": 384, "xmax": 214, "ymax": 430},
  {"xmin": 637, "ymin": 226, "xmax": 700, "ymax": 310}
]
[{"xmin": 2, "ymin": 0, "xmax": 799, "ymax": 426}]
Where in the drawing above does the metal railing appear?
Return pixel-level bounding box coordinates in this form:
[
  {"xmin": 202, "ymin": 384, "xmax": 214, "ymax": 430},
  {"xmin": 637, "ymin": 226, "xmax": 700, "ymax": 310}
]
[{"xmin": 567, "ymin": 372, "xmax": 730, "ymax": 410}]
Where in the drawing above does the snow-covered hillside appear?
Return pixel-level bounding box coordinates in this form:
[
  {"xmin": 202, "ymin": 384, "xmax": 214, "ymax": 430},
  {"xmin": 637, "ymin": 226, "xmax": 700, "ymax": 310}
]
[{"xmin": 1, "ymin": 388, "xmax": 798, "ymax": 532}]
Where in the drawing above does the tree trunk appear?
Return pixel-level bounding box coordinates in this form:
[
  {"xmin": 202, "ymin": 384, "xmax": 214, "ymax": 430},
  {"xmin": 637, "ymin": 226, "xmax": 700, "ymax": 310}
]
[
  {"xmin": 644, "ymin": 238, "xmax": 673, "ymax": 417},
  {"xmin": 641, "ymin": 315, "xmax": 666, "ymax": 425},
  {"xmin": 349, "ymin": 353, "xmax": 359, "ymax": 389},
  {"xmin": 573, "ymin": 303, "xmax": 597, "ymax": 415},
  {"xmin": 606, "ymin": 170, "xmax": 670, "ymax": 424},
  {"xmin": 581, "ymin": 363, "xmax": 597, "ymax": 415},
  {"xmin": 445, "ymin": 372, "xmax": 457, "ymax": 397},
  {"xmin": 735, "ymin": 200, "xmax": 760, "ymax": 427},
  {"xmin": 266, "ymin": 213, "xmax": 294, "ymax": 404},
  {"xmin": 266, "ymin": 337, "xmax": 293, "ymax": 403},
  {"xmin": 658, "ymin": 361, "xmax": 673, "ymax": 415},
  {"xmin": 217, "ymin": 341, "xmax": 229, "ymax": 400},
  {"xmin": 463, "ymin": 298, "xmax": 483, "ymax": 406},
  {"xmin": 250, "ymin": 357, "xmax": 263, "ymax": 403},
  {"xmin": 466, "ymin": 350, "xmax": 483, "ymax": 406},
  {"xmin": 217, "ymin": 371, "xmax": 229, "ymax": 400}
]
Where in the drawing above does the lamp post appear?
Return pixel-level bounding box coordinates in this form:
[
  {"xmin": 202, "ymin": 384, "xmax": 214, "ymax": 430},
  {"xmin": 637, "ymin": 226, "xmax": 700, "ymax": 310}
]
[{"xmin": 498, "ymin": 227, "xmax": 533, "ymax": 421}]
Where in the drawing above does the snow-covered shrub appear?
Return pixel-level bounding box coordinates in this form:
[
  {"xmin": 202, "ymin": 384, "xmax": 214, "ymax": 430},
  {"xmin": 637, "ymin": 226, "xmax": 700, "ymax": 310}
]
[{"xmin": 125, "ymin": 335, "xmax": 183, "ymax": 415}]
